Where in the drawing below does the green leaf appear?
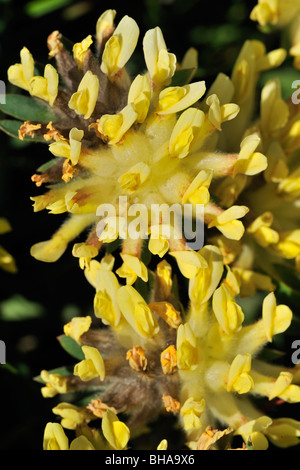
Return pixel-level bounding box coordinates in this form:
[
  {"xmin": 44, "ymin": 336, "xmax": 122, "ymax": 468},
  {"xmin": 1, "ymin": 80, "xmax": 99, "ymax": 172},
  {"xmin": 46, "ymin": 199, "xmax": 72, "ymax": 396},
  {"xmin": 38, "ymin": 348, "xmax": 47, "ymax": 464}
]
[
  {"xmin": 25, "ymin": 0, "xmax": 72, "ymax": 18},
  {"xmin": 0, "ymin": 294, "xmax": 45, "ymax": 321},
  {"xmin": 58, "ymin": 334, "xmax": 85, "ymax": 360},
  {"xmin": 0, "ymin": 119, "xmax": 45, "ymax": 142},
  {"xmin": 0, "ymin": 94, "xmax": 57, "ymax": 122}
]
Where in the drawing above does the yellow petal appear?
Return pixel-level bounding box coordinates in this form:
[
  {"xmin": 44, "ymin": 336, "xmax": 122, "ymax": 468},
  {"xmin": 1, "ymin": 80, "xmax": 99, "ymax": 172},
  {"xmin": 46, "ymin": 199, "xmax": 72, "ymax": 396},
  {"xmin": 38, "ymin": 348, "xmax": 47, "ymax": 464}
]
[
  {"xmin": 262, "ymin": 292, "xmax": 293, "ymax": 342},
  {"xmin": 156, "ymin": 82, "xmax": 206, "ymax": 115},
  {"xmin": 101, "ymin": 15, "xmax": 139, "ymax": 78},
  {"xmin": 102, "ymin": 409, "xmax": 130, "ymax": 450}
]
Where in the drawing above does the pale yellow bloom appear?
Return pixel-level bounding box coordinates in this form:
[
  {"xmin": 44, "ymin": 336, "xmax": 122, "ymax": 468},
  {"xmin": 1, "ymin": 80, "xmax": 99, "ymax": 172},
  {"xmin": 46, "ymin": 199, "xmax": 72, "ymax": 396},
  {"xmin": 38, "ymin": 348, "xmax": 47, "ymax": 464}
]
[
  {"xmin": 169, "ymin": 250, "xmax": 208, "ymax": 279},
  {"xmin": 247, "ymin": 211, "xmax": 279, "ymax": 247},
  {"xmin": 118, "ymin": 161, "xmax": 150, "ymax": 193},
  {"xmin": 52, "ymin": 402, "xmax": 94, "ymax": 430},
  {"xmin": 180, "ymin": 397, "xmax": 206, "ymax": 431},
  {"xmin": 49, "ymin": 128, "xmax": 84, "ymax": 165},
  {"xmin": 93, "ymin": 271, "xmax": 122, "ymax": 327},
  {"xmin": 116, "ymin": 285, "xmax": 159, "ymax": 339},
  {"xmin": 227, "ymin": 354, "xmax": 254, "ymax": 394},
  {"xmin": 262, "ymin": 292, "xmax": 293, "ymax": 342},
  {"xmin": 68, "ymin": 71, "xmax": 99, "ymax": 119},
  {"xmin": 157, "ymin": 439, "xmax": 168, "ymax": 450},
  {"xmin": 102, "ymin": 409, "xmax": 130, "ymax": 450},
  {"xmin": 29, "ymin": 64, "xmax": 59, "ymax": 105},
  {"xmin": 127, "ymin": 74, "xmax": 151, "ymax": 123},
  {"xmin": 156, "ymin": 82, "xmax": 206, "ymax": 115},
  {"xmin": 182, "ymin": 169, "xmax": 213, "ymax": 205},
  {"xmin": 74, "ymin": 345, "xmax": 105, "ymax": 382},
  {"xmin": 271, "ymin": 229, "xmax": 300, "ymax": 258},
  {"xmin": 208, "ymin": 205, "xmax": 249, "ymax": 240},
  {"xmin": 116, "ymin": 253, "xmax": 148, "ymax": 285},
  {"xmin": 233, "ymin": 134, "xmax": 267, "ymax": 176},
  {"xmin": 40, "ymin": 370, "xmax": 70, "ymax": 398},
  {"xmin": 96, "ymin": 9, "xmax": 116, "ymax": 44},
  {"xmin": 250, "ymin": 0, "xmax": 300, "ymax": 27},
  {"xmin": 7, "ymin": 47, "xmax": 34, "ymax": 91},
  {"xmin": 101, "ymin": 15, "xmax": 139, "ymax": 79},
  {"xmin": 235, "ymin": 416, "xmax": 272, "ymax": 450},
  {"xmin": 63, "ymin": 315, "xmax": 92, "ymax": 343},
  {"xmin": 97, "ymin": 103, "xmax": 138, "ymax": 145},
  {"xmin": 43, "ymin": 422, "xmax": 69, "ymax": 450},
  {"xmin": 143, "ymin": 26, "xmax": 176, "ymax": 86},
  {"xmin": 168, "ymin": 108, "xmax": 205, "ymax": 159},
  {"xmin": 177, "ymin": 323, "xmax": 199, "ymax": 370},
  {"xmin": 212, "ymin": 283, "xmax": 244, "ymax": 335},
  {"xmin": 73, "ymin": 35, "xmax": 93, "ymax": 70}
]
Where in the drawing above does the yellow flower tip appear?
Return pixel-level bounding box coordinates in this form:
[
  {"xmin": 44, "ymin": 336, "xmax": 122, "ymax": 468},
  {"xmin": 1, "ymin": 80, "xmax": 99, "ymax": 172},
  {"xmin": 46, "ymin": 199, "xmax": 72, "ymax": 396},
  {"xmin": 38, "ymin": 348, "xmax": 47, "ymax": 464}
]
[
  {"xmin": 208, "ymin": 205, "xmax": 249, "ymax": 240},
  {"xmin": 262, "ymin": 292, "xmax": 293, "ymax": 342},
  {"xmin": 116, "ymin": 285, "xmax": 159, "ymax": 338},
  {"xmin": 118, "ymin": 161, "xmax": 150, "ymax": 193},
  {"xmin": 73, "ymin": 35, "xmax": 93, "ymax": 70},
  {"xmin": 143, "ymin": 26, "xmax": 177, "ymax": 86},
  {"xmin": 177, "ymin": 323, "xmax": 199, "ymax": 370},
  {"xmin": 68, "ymin": 71, "xmax": 99, "ymax": 119},
  {"xmin": 212, "ymin": 284, "xmax": 244, "ymax": 335},
  {"xmin": 30, "ymin": 238, "xmax": 68, "ymax": 263},
  {"xmin": 96, "ymin": 9, "xmax": 116, "ymax": 44},
  {"xmin": 100, "ymin": 15, "xmax": 139, "ymax": 79},
  {"xmin": 69, "ymin": 435, "xmax": 95, "ymax": 450},
  {"xmin": 180, "ymin": 397, "xmax": 206, "ymax": 431},
  {"xmin": 116, "ymin": 253, "xmax": 148, "ymax": 285},
  {"xmin": 233, "ymin": 134, "xmax": 268, "ymax": 177},
  {"xmin": 126, "ymin": 345, "xmax": 148, "ymax": 372},
  {"xmin": 128, "ymin": 74, "xmax": 151, "ymax": 123},
  {"xmin": 247, "ymin": 212, "xmax": 279, "ymax": 248},
  {"xmin": 169, "ymin": 250, "xmax": 208, "ymax": 279},
  {"xmin": 102, "ymin": 409, "xmax": 130, "ymax": 450},
  {"xmin": 52, "ymin": 402, "xmax": 94, "ymax": 430},
  {"xmin": 40, "ymin": 370, "xmax": 70, "ymax": 398},
  {"xmin": 169, "ymin": 107, "xmax": 205, "ymax": 159},
  {"xmin": 7, "ymin": 46, "xmax": 34, "ymax": 91},
  {"xmin": 182, "ymin": 169, "xmax": 213, "ymax": 205},
  {"xmin": 155, "ymin": 260, "xmax": 173, "ymax": 298},
  {"xmin": 63, "ymin": 315, "xmax": 92, "ymax": 343},
  {"xmin": 157, "ymin": 439, "xmax": 168, "ymax": 450},
  {"xmin": 156, "ymin": 82, "xmax": 206, "ymax": 115},
  {"xmin": 149, "ymin": 301, "xmax": 182, "ymax": 328},
  {"xmin": 74, "ymin": 345, "xmax": 105, "ymax": 382},
  {"xmin": 43, "ymin": 422, "xmax": 69, "ymax": 450},
  {"xmin": 160, "ymin": 345, "xmax": 177, "ymax": 375},
  {"xmin": 227, "ymin": 354, "xmax": 254, "ymax": 394},
  {"xmin": 206, "ymin": 94, "xmax": 240, "ymax": 130},
  {"xmin": 96, "ymin": 103, "xmax": 138, "ymax": 145}
]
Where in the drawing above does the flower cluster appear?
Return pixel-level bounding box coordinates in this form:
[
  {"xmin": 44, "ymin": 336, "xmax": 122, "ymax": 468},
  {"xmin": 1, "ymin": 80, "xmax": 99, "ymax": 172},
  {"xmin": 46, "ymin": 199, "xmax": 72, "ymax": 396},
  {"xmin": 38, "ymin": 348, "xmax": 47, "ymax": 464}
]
[{"xmin": 4, "ymin": 4, "xmax": 300, "ymax": 450}]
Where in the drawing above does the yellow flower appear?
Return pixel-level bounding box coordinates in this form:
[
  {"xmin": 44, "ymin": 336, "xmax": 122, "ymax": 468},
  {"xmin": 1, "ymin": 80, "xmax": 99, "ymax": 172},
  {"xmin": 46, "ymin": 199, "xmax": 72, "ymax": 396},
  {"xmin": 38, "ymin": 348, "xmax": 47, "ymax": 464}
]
[
  {"xmin": 180, "ymin": 397, "xmax": 206, "ymax": 431},
  {"xmin": 7, "ymin": 47, "xmax": 34, "ymax": 91},
  {"xmin": 43, "ymin": 423, "xmax": 69, "ymax": 450},
  {"xmin": 101, "ymin": 409, "xmax": 130, "ymax": 450},
  {"xmin": 40, "ymin": 370, "xmax": 70, "ymax": 398},
  {"xmin": 63, "ymin": 316, "xmax": 92, "ymax": 343},
  {"xmin": 73, "ymin": 35, "xmax": 93, "ymax": 70},
  {"xmin": 116, "ymin": 285, "xmax": 159, "ymax": 339},
  {"xmin": 0, "ymin": 218, "xmax": 17, "ymax": 273},
  {"xmin": 101, "ymin": 15, "xmax": 139, "ymax": 80},
  {"xmin": 29, "ymin": 64, "xmax": 59, "ymax": 106},
  {"xmin": 208, "ymin": 205, "xmax": 249, "ymax": 240},
  {"xmin": 74, "ymin": 345, "xmax": 105, "ymax": 382},
  {"xmin": 52, "ymin": 402, "xmax": 94, "ymax": 430},
  {"xmin": 212, "ymin": 284, "xmax": 244, "ymax": 335},
  {"xmin": 262, "ymin": 292, "xmax": 293, "ymax": 342},
  {"xmin": 68, "ymin": 71, "xmax": 99, "ymax": 119},
  {"xmin": 227, "ymin": 354, "xmax": 254, "ymax": 394},
  {"xmin": 143, "ymin": 26, "xmax": 176, "ymax": 86},
  {"xmin": 177, "ymin": 323, "xmax": 199, "ymax": 370}
]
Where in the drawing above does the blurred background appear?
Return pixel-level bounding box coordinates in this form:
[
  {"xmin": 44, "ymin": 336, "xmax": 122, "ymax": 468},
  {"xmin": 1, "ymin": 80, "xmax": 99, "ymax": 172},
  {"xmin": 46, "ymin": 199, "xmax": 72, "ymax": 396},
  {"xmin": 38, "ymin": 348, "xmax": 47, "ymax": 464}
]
[{"xmin": 0, "ymin": 0, "xmax": 299, "ymax": 450}]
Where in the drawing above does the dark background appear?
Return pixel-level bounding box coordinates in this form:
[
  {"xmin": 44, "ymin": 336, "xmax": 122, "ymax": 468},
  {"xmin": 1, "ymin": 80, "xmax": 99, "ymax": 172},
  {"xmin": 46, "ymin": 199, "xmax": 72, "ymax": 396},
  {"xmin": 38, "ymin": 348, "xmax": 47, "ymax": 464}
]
[{"xmin": 0, "ymin": 0, "xmax": 298, "ymax": 450}]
